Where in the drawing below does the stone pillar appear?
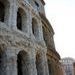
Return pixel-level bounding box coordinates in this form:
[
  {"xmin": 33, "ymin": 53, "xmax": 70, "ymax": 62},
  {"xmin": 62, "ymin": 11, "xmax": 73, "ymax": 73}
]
[
  {"xmin": 31, "ymin": 16, "xmax": 45, "ymax": 42},
  {"xmin": 2, "ymin": 47, "xmax": 17, "ymax": 75},
  {"xmin": 4, "ymin": 0, "xmax": 10, "ymax": 27},
  {"xmin": 36, "ymin": 52, "xmax": 49, "ymax": 75},
  {"xmin": 38, "ymin": 20, "xmax": 44, "ymax": 42},
  {"xmin": 21, "ymin": 54, "xmax": 31, "ymax": 75},
  {"xmin": 26, "ymin": 50, "xmax": 37, "ymax": 75},
  {"xmin": 22, "ymin": 9, "xmax": 31, "ymax": 36},
  {"xmin": 47, "ymin": 60, "xmax": 53, "ymax": 75},
  {"xmin": 21, "ymin": 53, "xmax": 37, "ymax": 75},
  {"xmin": 29, "ymin": 56, "xmax": 37, "ymax": 75},
  {"xmin": 5, "ymin": 0, "xmax": 17, "ymax": 29},
  {"xmin": 34, "ymin": 19, "xmax": 44, "ymax": 41},
  {"xmin": 44, "ymin": 52, "xmax": 49, "ymax": 75},
  {"xmin": 28, "ymin": 11, "xmax": 35, "ymax": 39},
  {"xmin": 11, "ymin": 0, "xmax": 17, "ymax": 29}
]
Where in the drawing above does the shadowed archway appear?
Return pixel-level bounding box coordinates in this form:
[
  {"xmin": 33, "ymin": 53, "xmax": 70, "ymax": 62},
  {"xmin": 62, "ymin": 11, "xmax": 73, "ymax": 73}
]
[
  {"xmin": 0, "ymin": 1, "xmax": 5, "ymax": 22},
  {"xmin": 17, "ymin": 50, "xmax": 30, "ymax": 75},
  {"xmin": 17, "ymin": 8, "xmax": 27, "ymax": 32}
]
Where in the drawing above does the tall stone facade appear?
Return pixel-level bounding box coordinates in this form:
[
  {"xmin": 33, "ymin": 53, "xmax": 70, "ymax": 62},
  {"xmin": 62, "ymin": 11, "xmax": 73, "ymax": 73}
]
[
  {"xmin": 40, "ymin": 12, "xmax": 63, "ymax": 75},
  {"xmin": 0, "ymin": 0, "xmax": 61, "ymax": 75}
]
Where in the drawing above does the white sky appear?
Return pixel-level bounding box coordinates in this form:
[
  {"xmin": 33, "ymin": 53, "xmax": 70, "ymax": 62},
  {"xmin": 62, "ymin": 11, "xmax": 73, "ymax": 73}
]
[{"xmin": 44, "ymin": 0, "xmax": 75, "ymax": 59}]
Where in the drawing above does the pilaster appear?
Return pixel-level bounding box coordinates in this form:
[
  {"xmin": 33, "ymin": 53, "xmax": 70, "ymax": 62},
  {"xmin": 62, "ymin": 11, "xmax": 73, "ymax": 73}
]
[
  {"xmin": 9, "ymin": 0, "xmax": 17, "ymax": 29},
  {"xmin": 2, "ymin": 47, "xmax": 17, "ymax": 75}
]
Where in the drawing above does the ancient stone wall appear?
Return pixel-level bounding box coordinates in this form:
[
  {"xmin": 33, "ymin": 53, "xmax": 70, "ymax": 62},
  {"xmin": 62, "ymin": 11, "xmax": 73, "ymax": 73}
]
[
  {"xmin": 0, "ymin": 0, "xmax": 61, "ymax": 75},
  {"xmin": 0, "ymin": 0, "xmax": 49, "ymax": 75},
  {"xmin": 40, "ymin": 8, "xmax": 63, "ymax": 75}
]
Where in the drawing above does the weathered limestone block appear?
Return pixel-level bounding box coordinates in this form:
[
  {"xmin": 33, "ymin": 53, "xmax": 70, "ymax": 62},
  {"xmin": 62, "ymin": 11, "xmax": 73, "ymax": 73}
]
[
  {"xmin": 9, "ymin": 0, "xmax": 17, "ymax": 29},
  {"xmin": 0, "ymin": 0, "xmax": 61, "ymax": 75},
  {"xmin": 35, "ymin": 50, "xmax": 49, "ymax": 75}
]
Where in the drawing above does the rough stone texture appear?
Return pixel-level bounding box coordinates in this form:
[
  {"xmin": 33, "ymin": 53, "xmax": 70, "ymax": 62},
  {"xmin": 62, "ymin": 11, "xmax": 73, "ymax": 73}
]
[
  {"xmin": 40, "ymin": 10, "xmax": 63, "ymax": 75},
  {"xmin": 0, "ymin": 0, "xmax": 61, "ymax": 75}
]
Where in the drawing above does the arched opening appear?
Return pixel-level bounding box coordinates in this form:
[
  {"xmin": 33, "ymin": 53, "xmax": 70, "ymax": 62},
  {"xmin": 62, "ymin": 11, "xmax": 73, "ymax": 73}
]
[
  {"xmin": 0, "ymin": 0, "xmax": 10, "ymax": 26},
  {"xmin": 32, "ymin": 18, "xmax": 39, "ymax": 39},
  {"xmin": 17, "ymin": 8, "xmax": 27, "ymax": 31},
  {"xmin": 17, "ymin": 8, "xmax": 22, "ymax": 30},
  {"xmin": 0, "ymin": 1, "xmax": 5, "ymax": 22},
  {"xmin": 17, "ymin": 51, "xmax": 30, "ymax": 75}
]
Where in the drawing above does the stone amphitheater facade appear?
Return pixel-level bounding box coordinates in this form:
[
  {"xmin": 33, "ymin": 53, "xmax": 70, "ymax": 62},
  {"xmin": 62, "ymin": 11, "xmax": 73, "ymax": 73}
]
[{"xmin": 0, "ymin": 0, "xmax": 62, "ymax": 75}]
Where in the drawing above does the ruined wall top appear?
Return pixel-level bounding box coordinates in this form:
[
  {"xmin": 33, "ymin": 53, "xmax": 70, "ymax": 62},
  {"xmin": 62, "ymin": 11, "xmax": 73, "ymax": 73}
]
[{"xmin": 17, "ymin": 0, "xmax": 45, "ymax": 15}]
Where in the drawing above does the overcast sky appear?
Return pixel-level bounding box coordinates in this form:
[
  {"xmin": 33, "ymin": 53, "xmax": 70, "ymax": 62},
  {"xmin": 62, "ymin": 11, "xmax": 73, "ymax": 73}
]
[{"xmin": 44, "ymin": 0, "xmax": 75, "ymax": 59}]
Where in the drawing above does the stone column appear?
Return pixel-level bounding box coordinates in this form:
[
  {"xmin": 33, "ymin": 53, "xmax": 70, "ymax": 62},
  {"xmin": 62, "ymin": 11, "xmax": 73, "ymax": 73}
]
[
  {"xmin": 28, "ymin": 11, "xmax": 35, "ymax": 39},
  {"xmin": 2, "ymin": 47, "xmax": 17, "ymax": 75},
  {"xmin": 24, "ymin": 49, "xmax": 37, "ymax": 75},
  {"xmin": 47, "ymin": 59, "xmax": 53, "ymax": 75},
  {"xmin": 11, "ymin": 0, "xmax": 17, "ymax": 29},
  {"xmin": 36, "ymin": 52, "xmax": 49, "ymax": 75},
  {"xmin": 5, "ymin": 0, "xmax": 17, "ymax": 29},
  {"xmin": 26, "ymin": 50, "xmax": 37, "ymax": 75},
  {"xmin": 29, "ymin": 56, "xmax": 37, "ymax": 75},
  {"xmin": 38, "ymin": 20, "xmax": 45, "ymax": 42},
  {"xmin": 21, "ymin": 53, "xmax": 37, "ymax": 75},
  {"xmin": 22, "ymin": 9, "xmax": 31, "ymax": 36},
  {"xmin": 4, "ymin": 0, "xmax": 10, "ymax": 27},
  {"xmin": 43, "ymin": 52, "xmax": 49, "ymax": 75}
]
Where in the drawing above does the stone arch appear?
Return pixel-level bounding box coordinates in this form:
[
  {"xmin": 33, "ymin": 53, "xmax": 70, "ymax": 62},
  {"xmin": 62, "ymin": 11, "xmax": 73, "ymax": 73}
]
[
  {"xmin": 17, "ymin": 50, "xmax": 30, "ymax": 75},
  {"xmin": 17, "ymin": 7, "xmax": 28, "ymax": 32},
  {"xmin": 32, "ymin": 18, "xmax": 39, "ymax": 40},
  {"xmin": 0, "ymin": 0, "xmax": 10, "ymax": 24},
  {"xmin": 0, "ymin": 1, "xmax": 5, "ymax": 22}
]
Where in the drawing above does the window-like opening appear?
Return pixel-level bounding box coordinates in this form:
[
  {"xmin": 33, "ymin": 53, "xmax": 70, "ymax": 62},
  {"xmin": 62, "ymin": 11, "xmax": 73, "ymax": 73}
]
[
  {"xmin": 17, "ymin": 52, "xmax": 22, "ymax": 75},
  {"xmin": 32, "ymin": 20, "xmax": 35, "ymax": 35},
  {"xmin": 32, "ymin": 18, "xmax": 39, "ymax": 39},
  {"xmin": 17, "ymin": 8, "xmax": 27, "ymax": 32},
  {"xmin": 35, "ymin": 1, "xmax": 39, "ymax": 7},
  {"xmin": 0, "ymin": 2, "xmax": 5, "ymax": 22},
  {"xmin": 35, "ymin": 1, "xmax": 39, "ymax": 11},
  {"xmin": 17, "ymin": 9, "xmax": 22, "ymax": 30},
  {"xmin": 17, "ymin": 51, "xmax": 30, "ymax": 75}
]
